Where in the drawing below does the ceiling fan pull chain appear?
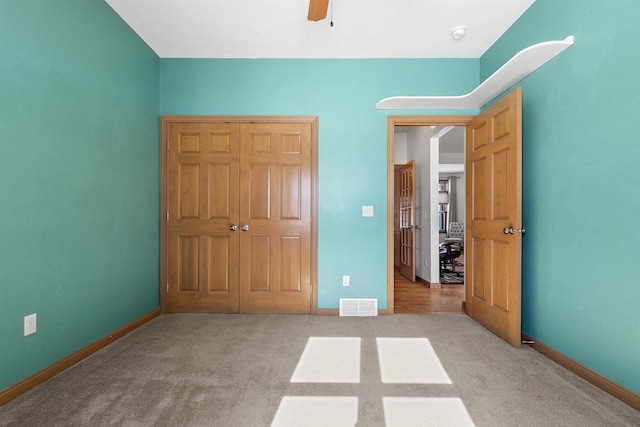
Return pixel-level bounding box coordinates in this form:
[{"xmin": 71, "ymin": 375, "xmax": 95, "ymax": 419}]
[{"xmin": 330, "ymin": 0, "xmax": 333, "ymax": 27}]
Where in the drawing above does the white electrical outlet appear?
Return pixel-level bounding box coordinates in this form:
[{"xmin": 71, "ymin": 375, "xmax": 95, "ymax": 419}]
[
  {"xmin": 342, "ymin": 275, "xmax": 350, "ymax": 287},
  {"xmin": 24, "ymin": 313, "xmax": 37, "ymax": 336}
]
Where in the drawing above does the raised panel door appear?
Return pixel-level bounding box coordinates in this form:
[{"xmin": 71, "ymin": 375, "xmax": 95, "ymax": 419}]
[
  {"xmin": 165, "ymin": 119, "xmax": 314, "ymax": 314},
  {"xmin": 238, "ymin": 123, "xmax": 312, "ymax": 313},
  {"xmin": 167, "ymin": 122, "xmax": 240, "ymax": 312},
  {"xmin": 465, "ymin": 88, "xmax": 523, "ymax": 347}
]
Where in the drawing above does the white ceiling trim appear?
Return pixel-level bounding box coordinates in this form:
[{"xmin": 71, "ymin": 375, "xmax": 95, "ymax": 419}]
[{"xmin": 376, "ymin": 35, "xmax": 574, "ymax": 110}]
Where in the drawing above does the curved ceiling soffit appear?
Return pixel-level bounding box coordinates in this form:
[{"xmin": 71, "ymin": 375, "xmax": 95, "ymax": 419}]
[{"xmin": 376, "ymin": 36, "xmax": 574, "ymax": 110}]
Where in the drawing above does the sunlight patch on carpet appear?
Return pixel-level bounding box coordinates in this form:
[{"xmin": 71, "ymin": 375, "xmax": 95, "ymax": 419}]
[
  {"xmin": 271, "ymin": 396, "xmax": 359, "ymax": 427},
  {"xmin": 376, "ymin": 338, "xmax": 451, "ymax": 384},
  {"xmin": 290, "ymin": 337, "xmax": 361, "ymax": 383},
  {"xmin": 383, "ymin": 397, "xmax": 475, "ymax": 427}
]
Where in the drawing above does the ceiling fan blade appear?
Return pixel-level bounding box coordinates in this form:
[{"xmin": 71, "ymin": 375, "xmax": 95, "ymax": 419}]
[{"xmin": 308, "ymin": 0, "xmax": 329, "ymax": 21}]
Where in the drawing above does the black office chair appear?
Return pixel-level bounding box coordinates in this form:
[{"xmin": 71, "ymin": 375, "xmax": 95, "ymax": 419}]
[{"xmin": 439, "ymin": 242, "xmax": 462, "ymax": 277}]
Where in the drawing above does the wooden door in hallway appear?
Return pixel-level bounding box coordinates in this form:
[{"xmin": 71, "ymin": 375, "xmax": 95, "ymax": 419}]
[
  {"xmin": 163, "ymin": 118, "xmax": 316, "ymax": 314},
  {"xmin": 465, "ymin": 88, "xmax": 523, "ymax": 347},
  {"xmin": 398, "ymin": 161, "xmax": 416, "ymax": 282}
]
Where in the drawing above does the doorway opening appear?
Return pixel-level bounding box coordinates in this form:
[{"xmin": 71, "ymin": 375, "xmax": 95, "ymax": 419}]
[
  {"xmin": 393, "ymin": 126, "xmax": 466, "ymax": 314},
  {"xmin": 386, "ymin": 116, "xmax": 473, "ymax": 315}
]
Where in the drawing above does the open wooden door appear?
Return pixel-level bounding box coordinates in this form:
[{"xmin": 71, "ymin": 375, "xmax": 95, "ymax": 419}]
[
  {"xmin": 465, "ymin": 88, "xmax": 523, "ymax": 347},
  {"xmin": 398, "ymin": 161, "xmax": 416, "ymax": 282}
]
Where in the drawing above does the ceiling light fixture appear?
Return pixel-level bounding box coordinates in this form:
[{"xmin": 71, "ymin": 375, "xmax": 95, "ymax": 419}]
[{"xmin": 451, "ymin": 26, "xmax": 467, "ymax": 41}]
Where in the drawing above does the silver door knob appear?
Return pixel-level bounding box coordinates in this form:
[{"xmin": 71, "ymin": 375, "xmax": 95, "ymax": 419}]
[
  {"xmin": 241, "ymin": 224, "xmax": 249, "ymax": 231},
  {"xmin": 229, "ymin": 224, "xmax": 238, "ymax": 231},
  {"xmin": 518, "ymin": 228, "xmax": 526, "ymax": 235},
  {"xmin": 503, "ymin": 226, "xmax": 515, "ymax": 234}
]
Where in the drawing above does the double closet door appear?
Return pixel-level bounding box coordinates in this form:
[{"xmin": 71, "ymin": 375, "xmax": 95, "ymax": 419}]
[{"xmin": 164, "ymin": 119, "xmax": 313, "ymax": 313}]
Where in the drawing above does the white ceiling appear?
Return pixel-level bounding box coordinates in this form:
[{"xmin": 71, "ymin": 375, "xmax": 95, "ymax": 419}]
[{"xmin": 105, "ymin": 0, "xmax": 535, "ymax": 59}]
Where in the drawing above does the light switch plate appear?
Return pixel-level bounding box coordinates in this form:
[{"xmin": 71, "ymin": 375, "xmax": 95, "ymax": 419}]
[{"xmin": 362, "ymin": 205, "xmax": 374, "ymax": 217}]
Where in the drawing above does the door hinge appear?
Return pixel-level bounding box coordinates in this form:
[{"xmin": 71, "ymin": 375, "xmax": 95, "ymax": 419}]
[
  {"xmin": 166, "ymin": 212, "xmax": 169, "ymax": 221},
  {"xmin": 166, "ymin": 282, "xmax": 169, "ymax": 293},
  {"xmin": 166, "ymin": 140, "xmax": 170, "ymax": 151}
]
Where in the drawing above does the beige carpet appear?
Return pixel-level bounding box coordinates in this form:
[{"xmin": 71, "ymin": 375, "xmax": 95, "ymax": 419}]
[{"xmin": 0, "ymin": 314, "xmax": 638, "ymax": 426}]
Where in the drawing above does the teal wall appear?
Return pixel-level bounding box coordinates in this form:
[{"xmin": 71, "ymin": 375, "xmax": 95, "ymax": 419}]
[
  {"xmin": 0, "ymin": 0, "xmax": 160, "ymax": 391},
  {"xmin": 159, "ymin": 59, "xmax": 478, "ymax": 309},
  {"xmin": 482, "ymin": 0, "xmax": 640, "ymax": 394}
]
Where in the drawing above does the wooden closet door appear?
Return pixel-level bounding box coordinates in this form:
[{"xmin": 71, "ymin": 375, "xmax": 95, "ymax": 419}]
[
  {"xmin": 166, "ymin": 122, "xmax": 240, "ymax": 312},
  {"xmin": 238, "ymin": 123, "xmax": 312, "ymax": 313}
]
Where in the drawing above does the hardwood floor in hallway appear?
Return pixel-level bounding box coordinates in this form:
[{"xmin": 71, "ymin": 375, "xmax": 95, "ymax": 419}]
[{"xmin": 394, "ymin": 269, "xmax": 465, "ymax": 314}]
